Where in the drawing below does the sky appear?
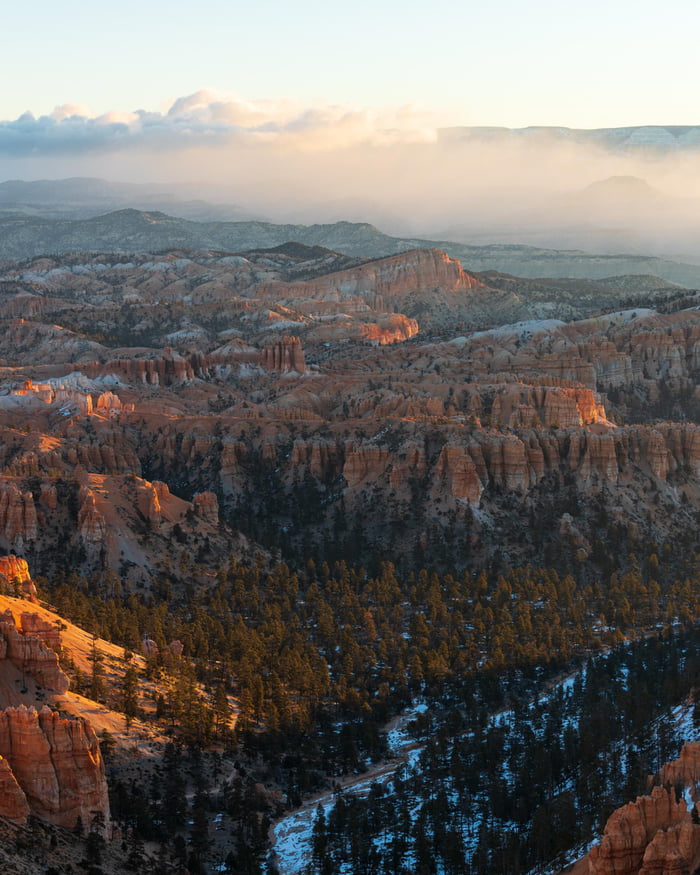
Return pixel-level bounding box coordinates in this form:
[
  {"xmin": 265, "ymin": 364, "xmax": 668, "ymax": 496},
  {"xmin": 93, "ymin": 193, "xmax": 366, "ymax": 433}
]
[
  {"xmin": 2, "ymin": 0, "xmax": 700, "ymax": 250},
  {"xmin": 5, "ymin": 0, "xmax": 700, "ymax": 128}
]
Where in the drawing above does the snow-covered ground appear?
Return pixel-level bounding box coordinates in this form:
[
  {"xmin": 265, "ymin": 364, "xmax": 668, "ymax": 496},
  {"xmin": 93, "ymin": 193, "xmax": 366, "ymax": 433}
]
[
  {"xmin": 268, "ymin": 701, "xmax": 427, "ymax": 875},
  {"xmin": 269, "ymin": 650, "xmax": 700, "ymax": 875}
]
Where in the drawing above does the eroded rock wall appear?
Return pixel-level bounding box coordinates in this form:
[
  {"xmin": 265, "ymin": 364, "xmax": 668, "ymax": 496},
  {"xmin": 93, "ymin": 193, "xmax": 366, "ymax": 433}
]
[{"xmin": 0, "ymin": 705, "xmax": 109, "ymax": 831}]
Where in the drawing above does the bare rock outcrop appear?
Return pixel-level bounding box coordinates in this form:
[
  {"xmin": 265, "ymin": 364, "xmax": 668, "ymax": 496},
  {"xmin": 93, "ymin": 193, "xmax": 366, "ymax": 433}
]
[
  {"xmin": 343, "ymin": 444, "xmax": 392, "ymax": 489},
  {"xmin": 137, "ymin": 481, "xmax": 163, "ymax": 529},
  {"xmin": 95, "ymin": 390, "xmax": 123, "ymax": 416},
  {"xmin": 193, "ymin": 491, "xmax": 219, "ymax": 525},
  {"xmin": 433, "ymin": 444, "xmax": 483, "ymax": 505},
  {"xmin": 85, "ymin": 352, "xmax": 195, "ymax": 386},
  {"xmin": 0, "ymin": 705, "xmax": 110, "ymax": 831},
  {"xmin": 639, "ymin": 820, "xmax": 700, "ymax": 875},
  {"xmin": 489, "ymin": 384, "xmax": 607, "ymax": 429},
  {"xmin": 0, "ymin": 555, "xmax": 37, "ymax": 601},
  {"xmin": 261, "ymin": 336, "xmax": 306, "ymax": 373},
  {"xmin": 40, "ymin": 483, "xmax": 58, "ymax": 511},
  {"xmin": 19, "ymin": 613, "xmax": 62, "ymax": 650},
  {"xmin": 356, "ymin": 315, "xmax": 419, "ymax": 345},
  {"xmin": 658, "ymin": 742, "xmax": 700, "ymax": 795},
  {"xmin": 0, "ymin": 484, "xmax": 38, "ymax": 551},
  {"xmin": 0, "ymin": 755, "xmax": 31, "ymax": 823},
  {"xmin": 0, "ymin": 609, "xmax": 69, "ymax": 693},
  {"xmin": 260, "ymin": 248, "xmax": 485, "ymax": 301},
  {"xmin": 588, "ymin": 786, "xmax": 689, "ymax": 875},
  {"xmin": 59, "ymin": 431, "xmax": 141, "ymax": 475},
  {"xmin": 78, "ymin": 486, "xmax": 107, "ymax": 546},
  {"xmin": 290, "ymin": 440, "xmax": 340, "ymax": 480}
]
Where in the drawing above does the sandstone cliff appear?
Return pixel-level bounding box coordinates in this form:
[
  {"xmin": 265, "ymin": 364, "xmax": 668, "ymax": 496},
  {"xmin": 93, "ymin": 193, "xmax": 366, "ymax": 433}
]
[
  {"xmin": 588, "ymin": 786, "xmax": 690, "ymax": 875},
  {"xmin": 658, "ymin": 742, "xmax": 700, "ymax": 791},
  {"xmin": 0, "ymin": 755, "xmax": 30, "ymax": 823},
  {"xmin": 0, "ymin": 704, "xmax": 110, "ymax": 831},
  {"xmin": 261, "ymin": 336, "xmax": 306, "ymax": 373},
  {"xmin": 0, "ymin": 609, "xmax": 69, "ymax": 694},
  {"xmin": 257, "ymin": 248, "xmax": 486, "ymax": 302},
  {"xmin": 0, "ymin": 556, "xmax": 37, "ymax": 601},
  {"xmin": 0, "ymin": 484, "xmax": 38, "ymax": 552}
]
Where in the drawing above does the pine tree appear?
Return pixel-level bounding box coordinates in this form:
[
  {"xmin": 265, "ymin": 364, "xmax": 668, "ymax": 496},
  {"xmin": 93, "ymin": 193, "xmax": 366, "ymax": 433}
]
[{"xmin": 122, "ymin": 665, "xmax": 139, "ymax": 731}]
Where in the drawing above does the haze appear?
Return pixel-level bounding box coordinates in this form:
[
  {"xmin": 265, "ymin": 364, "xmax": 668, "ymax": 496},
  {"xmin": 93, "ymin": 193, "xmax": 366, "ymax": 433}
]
[{"xmin": 2, "ymin": 92, "xmax": 700, "ymax": 257}]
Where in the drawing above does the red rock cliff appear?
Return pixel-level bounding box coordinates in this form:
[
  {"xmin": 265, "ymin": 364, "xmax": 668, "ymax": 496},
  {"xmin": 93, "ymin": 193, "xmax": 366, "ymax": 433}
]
[
  {"xmin": 0, "ymin": 609, "xmax": 69, "ymax": 694},
  {"xmin": 0, "ymin": 704, "xmax": 110, "ymax": 831},
  {"xmin": 587, "ymin": 786, "xmax": 698, "ymax": 875},
  {"xmin": 0, "ymin": 555, "xmax": 37, "ymax": 601}
]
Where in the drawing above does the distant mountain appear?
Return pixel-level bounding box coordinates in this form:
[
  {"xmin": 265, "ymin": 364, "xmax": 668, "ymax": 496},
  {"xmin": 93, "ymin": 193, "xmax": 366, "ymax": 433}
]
[
  {"xmin": 576, "ymin": 175, "xmax": 661, "ymax": 203},
  {"xmin": 438, "ymin": 124, "xmax": 700, "ymax": 150},
  {"xmin": 2, "ymin": 208, "xmax": 700, "ymax": 287},
  {"xmin": 0, "ymin": 177, "xmax": 261, "ymax": 222}
]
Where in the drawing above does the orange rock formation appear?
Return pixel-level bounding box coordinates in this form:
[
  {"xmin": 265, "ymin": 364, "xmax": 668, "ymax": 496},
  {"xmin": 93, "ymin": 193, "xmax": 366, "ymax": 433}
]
[
  {"xmin": 0, "ymin": 609, "xmax": 69, "ymax": 693},
  {"xmin": 0, "ymin": 705, "xmax": 110, "ymax": 831},
  {"xmin": 0, "ymin": 556, "xmax": 37, "ymax": 601}
]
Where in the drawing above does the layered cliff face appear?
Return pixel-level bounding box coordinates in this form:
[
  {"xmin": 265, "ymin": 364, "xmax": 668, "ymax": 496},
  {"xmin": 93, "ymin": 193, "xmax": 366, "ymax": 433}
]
[
  {"xmin": 585, "ymin": 743, "xmax": 700, "ymax": 875},
  {"xmin": 258, "ymin": 248, "xmax": 484, "ymax": 301},
  {"xmin": 487, "ymin": 383, "xmax": 608, "ymax": 428},
  {"xmin": 639, "ymin": 820, "xmax": 700, "ymax": 875},
  {"xmin": 0, "ymin": 556, "xmax": 37, "ymax": 601},
  {"xmin": 193, "ymin": 491, "xmax": 219, "ymax": 525},
  {"xmin": 294, "ymin": 421, "xmax": 700, "ymax": 504},
  {"xmin": 4, "ymin": 246, "xmax": 700, "ymax": 580},
  {"xmin": 0, "ymin": 705, "xmax": 109, "ymax": 831},
  {"xmin": 0, "ymin": 608, "xmax": 69, "ymax": 694},
  {"xmin": 588, "ymin": 786, "xmax": 692, "ymax": 875},
  {"xmin": 0, "ymin": 596, "xmax": 113, "ymax": 833},
  {"xmin": 0, "ymin": 484, "xmax": 38, "ymax": 552},
  {"xmin": 123, "ymin": 406, "xmax": 700, "ymax": 574},
  {"xmin": 658, "ymin": 742, "xmax": 700, "ymax": 790},
  {"xmin": 0, "ymin": 754, "xmax": 31, "ymax": 823},
  {"xmin": 261, "ymin": 336, "xmax": 306, "ymax": 373}
]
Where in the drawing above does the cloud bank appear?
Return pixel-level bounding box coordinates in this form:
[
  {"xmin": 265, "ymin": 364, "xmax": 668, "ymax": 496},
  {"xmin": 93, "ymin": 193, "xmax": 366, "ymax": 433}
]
[{"xmin": 0, "ymin": 90, "xmax": 438, "ymax": 156}]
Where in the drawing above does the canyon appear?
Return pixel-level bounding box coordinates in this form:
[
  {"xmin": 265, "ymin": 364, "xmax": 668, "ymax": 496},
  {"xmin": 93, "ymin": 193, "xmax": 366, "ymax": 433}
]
[
  {"xmin": 0, "ymin": 243, "xmax": 699, "ymax": 581},
  {"xmin": 2, "ymin": 227, "xmax": 700, "ymax": 871}
]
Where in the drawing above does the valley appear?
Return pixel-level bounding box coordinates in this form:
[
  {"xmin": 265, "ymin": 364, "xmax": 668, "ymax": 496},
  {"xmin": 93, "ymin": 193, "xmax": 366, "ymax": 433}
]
[{"xmin": 1, "ymin": 216, "xmax": 700, "ymax": 873}]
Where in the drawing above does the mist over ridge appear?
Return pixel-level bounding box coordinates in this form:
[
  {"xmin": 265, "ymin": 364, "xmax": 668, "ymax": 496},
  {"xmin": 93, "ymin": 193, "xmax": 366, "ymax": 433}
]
[{"xmin": 2, "ymin": 93, "xmax": 700, "ymax": 259}]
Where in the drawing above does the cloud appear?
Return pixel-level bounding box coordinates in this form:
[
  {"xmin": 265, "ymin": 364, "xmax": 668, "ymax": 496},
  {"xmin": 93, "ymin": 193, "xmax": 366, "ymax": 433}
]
[
  {"xmin": 2, "ymin": 91, "xmax": 700, "ymax": 255},
  {"xmin": 0, "ymin": 91, "xmax": 438, "ymax": 157}
]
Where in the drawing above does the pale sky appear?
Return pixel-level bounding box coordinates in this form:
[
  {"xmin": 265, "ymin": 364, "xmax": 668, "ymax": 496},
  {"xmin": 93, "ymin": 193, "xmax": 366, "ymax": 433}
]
[{"xmin": 3, "ymin": 0, "xmax": 699, "ymax": 128}]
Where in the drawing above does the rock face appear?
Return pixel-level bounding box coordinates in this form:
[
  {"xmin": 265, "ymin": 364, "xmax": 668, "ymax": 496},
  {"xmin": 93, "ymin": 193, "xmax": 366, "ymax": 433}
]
[
  {"xmin": 488, "ymin": 383, "xmax": 607, "ymax": 429},
  {"xmin": 259, "ymin": 248, "xmax": 485, "ymax": 302},
  {"xmin": 639, "ymin": 820, "xmax": 700, "ymax": 875},
  {"xmin": 0, "ymin": 484, "xmax": 38, "ymax": 551},
  {"xmin": 193, "ymin": 491, "xmax": 219, "ymax": 525},
  {"xmin": 0, "ymin": 609, "xmax": 69, "ymax": 693},
  {"xmin": 19, "ymin": 612, "xmax": 62, "ymax": 650},
  {"xmin": 0, "ymin": 704, "xmax": 110, "ymax": 831},
  {"xmin": 85, "ymin": 352, "xmax": 196, "ymax": 386},
  {"xmin": 336, "ymin": 422, "xmax": 700, "ymax": 506},
  {"xmin": 659, "ymin": 742, "xmax": 700, "ymax": 790},
  {"xmin": 137, "ymin": 480, "xmax": 163, "ymax": 529},
  {"xmin": 95, "ymin": 390, "xmax": 123, "ymax": 416},
  {"xmin": 0, "ymin": 555, "xmax": 37, "ymax": 601},
  {"xmin": 587, "ymin": 786, "xmax": 700, "ymax": 875},
  {"xmin": 0, "ymin": 755, "xmax": 31, "ymax": 823},
  {"xmin": 78, "ymin": 486, "xmax": 107, "ymax": 546},
  {"xmin": 261, "ymin": 336, "xmax": 306, "ymax": 373},
  {"xmin": 433, "ymin": 444, "xmax": 484, "ymax": 504}
]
